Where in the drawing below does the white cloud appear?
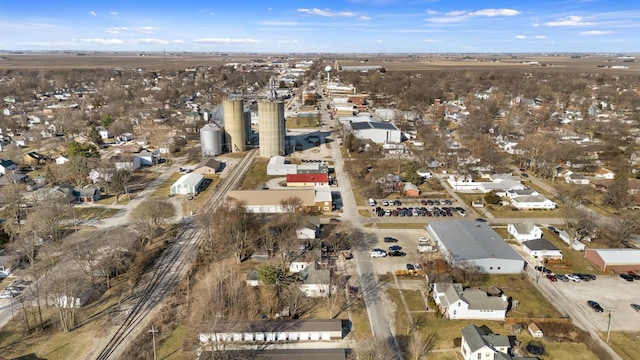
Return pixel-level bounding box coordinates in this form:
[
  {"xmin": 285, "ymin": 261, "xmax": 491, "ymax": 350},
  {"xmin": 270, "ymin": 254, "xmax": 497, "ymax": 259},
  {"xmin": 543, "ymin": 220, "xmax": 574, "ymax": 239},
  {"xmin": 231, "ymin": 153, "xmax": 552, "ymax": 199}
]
[
  {"xmin": 358, "ymin": 15, "xmax": 371, "ymax": 21},
  {"xmin": 258, "ymin": 21, "xmax": 303, "ymax": 26},
  {"xmin": 134, "ymin": 26, "xmax": 157, "ymax": 34},
  {"xmin": 274, "ymin": 40, "xmax": 299, "ymax": 44},
  {"xmin": 445, "ymin": 10, "xmax": 467, "ymax": 17},
  {"xmin": 106, "ymin": 27, "xmax": 129, "ymax": 34},
  {"xmin": 297, "ymin": 8, "xmax": 357, "ymax": 18},
  {"xmin": 544, "ymin": 15, "xmax": 594, "ymax": 27},
  {"xmin": 209, "ymin": 12, "xmax": 216, "ymax": 16},
  {"xmin": 426, "ymin": 10, "xmax": 439, "ymax": 15},
  {"xmin": 580, "ymin": 30, "xmax": 612, "ymax": 35},
  {"xmin": 375, "ymin": 40, "xmax": 384, "ymax": 43},
  {"xmin": 136, "ymin": 38, "xmax": 184, "ymax": 45},
  {"xmin": 80, "ymin": 38, "xmax": 124, "ymax": 45},
  {"xmin": 423, "ymin": 39, "xmax": 442, "ymax": 42},
  {"xmin": 470, "ymin": 9, "xmax": 520, "ymax": 17},
  {"xmin": 107, "ymin": 26, "xmax": 157, "ymax": 34},
  {"xmin": 89, "ymin": 11, "xmax": 97, "ymax": 16},
  {"xmin": 110, "ymin": 12, "xmax": 118, "ymax": 16},
  {"xmin": 534, "ymin": 35, "xmax": 546, "ymax": 39},
  {"xmin": 193, "ymin": 38, "xmax": 258, "ymax": 44},
  {"xmin": 516, "ymin": 35, "xmax": 527, "ymax": 39}
]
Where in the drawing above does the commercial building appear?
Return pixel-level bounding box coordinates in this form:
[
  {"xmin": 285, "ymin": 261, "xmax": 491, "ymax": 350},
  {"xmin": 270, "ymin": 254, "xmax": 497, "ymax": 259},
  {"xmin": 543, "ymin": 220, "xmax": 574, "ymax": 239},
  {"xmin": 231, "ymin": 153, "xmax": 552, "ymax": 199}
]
[
  {"xmin": 349, "ymin": 121, "xmax": 402, "ymax": 144},
  {"xmin": 286, "ymin": 173, "xmax": 329, "ymax": 187},
  {"xmin": 426, "ymin": 220, "xmax": 525, "ymax": 274},
  {"xmin": 585, "ymin": 249, "xmax": 640, "ymax": 273},
  {"xmin": 198, "ymin": 319, "xmax": 343, "ymax": 344},
  {"xmin": 522, "ymin": 238, "xmax": 563, "ymax": 260},
  {"xmin": 227, "ymin": 187, "xmax": 331, "ymax": 213}
]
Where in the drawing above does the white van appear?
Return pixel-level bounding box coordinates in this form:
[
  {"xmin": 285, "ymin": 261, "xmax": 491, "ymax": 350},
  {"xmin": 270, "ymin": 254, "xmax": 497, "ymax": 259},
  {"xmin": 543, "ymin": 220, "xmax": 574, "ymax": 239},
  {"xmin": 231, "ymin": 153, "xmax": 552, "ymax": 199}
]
[{"xmin": 368, "ymin": 198, "xmax": 377, "ymax": 206}]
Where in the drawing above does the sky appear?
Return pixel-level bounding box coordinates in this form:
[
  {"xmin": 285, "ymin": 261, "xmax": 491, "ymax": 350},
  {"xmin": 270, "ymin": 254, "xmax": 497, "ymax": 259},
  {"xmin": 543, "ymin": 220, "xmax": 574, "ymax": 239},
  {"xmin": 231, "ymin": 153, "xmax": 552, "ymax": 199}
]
[{"xmin": 1, "ymin": 0, "xmax": 639, "ymax": 53}]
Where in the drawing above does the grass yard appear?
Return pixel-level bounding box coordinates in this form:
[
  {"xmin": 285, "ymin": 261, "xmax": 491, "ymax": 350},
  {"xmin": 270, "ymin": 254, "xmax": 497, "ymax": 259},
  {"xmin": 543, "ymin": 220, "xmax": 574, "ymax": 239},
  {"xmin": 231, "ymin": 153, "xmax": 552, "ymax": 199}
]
[
  {"xmin": 74, "ymin": 207, "xmax": 120, "ymax": 220},
  {"xmin": 157, "ymin": 325, "xmax": 192, "ymax": 360},
  {"xmin": 387, "ymin": 288, "xmax": 410, "ymax": 336},
  {"xmin": 603, "ymin": 331, "xmax": 640, "ymax": 360},
  {"xmin": 539, "ymin": 229, "xmax": 605, "ymax": 274},
  {"xmin": 151, "ymin": 173, "xmax": 183, "ymax": 197},
  {"xmin": 349, "ymin": 304, "xmax": 372, "ymax": 340},
  {"xmin": 403, "ymin": 290, "xmax": 427, "ymax": 312},
  {"xmin": 473, "ymin": 274, "xmax": 562, "ymax": 318},
  {"xmin": 239, "ymin": 158, "xmax": 270, "ymax": 190}
]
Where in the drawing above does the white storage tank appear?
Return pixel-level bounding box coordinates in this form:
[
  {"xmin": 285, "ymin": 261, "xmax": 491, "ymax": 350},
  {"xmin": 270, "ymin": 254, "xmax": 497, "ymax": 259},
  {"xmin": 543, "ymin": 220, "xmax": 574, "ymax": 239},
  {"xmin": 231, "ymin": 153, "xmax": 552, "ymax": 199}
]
[{"xmin": 200, "ymin": 123, "xmax": 223, "ymax": 156}]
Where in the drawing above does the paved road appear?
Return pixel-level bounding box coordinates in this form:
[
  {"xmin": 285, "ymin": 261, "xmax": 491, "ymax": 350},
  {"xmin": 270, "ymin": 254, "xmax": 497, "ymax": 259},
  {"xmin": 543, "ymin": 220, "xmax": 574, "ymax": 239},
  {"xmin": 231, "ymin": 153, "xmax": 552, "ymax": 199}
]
[{"xmin": 321, "ymin": 92, "xmax": 399, "ymax": 357}]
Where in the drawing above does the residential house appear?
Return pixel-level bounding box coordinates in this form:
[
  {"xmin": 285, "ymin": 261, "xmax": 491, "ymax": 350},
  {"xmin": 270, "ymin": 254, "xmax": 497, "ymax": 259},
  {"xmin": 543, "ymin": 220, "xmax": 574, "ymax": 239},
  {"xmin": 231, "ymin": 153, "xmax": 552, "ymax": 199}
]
[
  {"xmin": 431, "ymin": 283, "xmax": 509, "ymax": 321},
  {"xmin": 299, "ymin": 265, "xmax": 336, "ymax": 297},
  {"xmin": 0, "ymin": 171, "xmax": 28, "ymax": 185},
  {"xmin": 447, "ymin": 173, "xmax": 525, "ymax": 194},
  {"xmin": 96, "ymin": 126, "xmax": 111, "ymax": 140},
  {"xmin": 76, "ymin": 187, "xmax": 101, "ymax": 203},
  {"xmin": 88, "ymin": 169, "xmax": 113, "ymax": 184},
  {"xmin": 460, "ymin": 324, "xmax": 536, "ymax": 360},
  {"xmin": 137, "ymin": 149, "xmax": 159, "ymax": 166},
  {"xmin": 245, "ymin": 269, "xmax": 262, "ymax": 287},
  {"xmin": 565, "ymin": 173, "xmax": 590, "ymax": 185},
  {"xmin": 510, "ymin": 195, "xmax": 556, "ymax": 210},
  {"xmin": 22, "ymin": 151, "xmax": 48, "ymax": 167},
  {"xmin": 403, "ymin": 182, "xmax": 421, "ymax": 197},
  {"xmin": 522, "ymin": 238, "xmax": 563, "ymax": 260},
  {"xmin": 507, "ymin": 221, "xmax": 542, "ymax": 243},
  {"xmin": 12, "ymin": 136, "xmax": 26, "ymax": 147},
  {"xmin": 55, "ymin": 155, "xmax": 69, "ymax": 165},
  {"xmin": 0, "ymin": 159, "xmax": 17, "ymax": 175},
  {"xmin": 111, "ymin": 154, "xmax": 141, "ymax": 171},
  {"xmin": 289, "ymin": 250, "xmax": 321, "ymax": 274},
  {"xmin": 193, "ymin": 158, "xmax": 222, "ymax": 175},
  {"xmin": 594, "ymin": 167, "xmax": 615, "ymax": 180}
]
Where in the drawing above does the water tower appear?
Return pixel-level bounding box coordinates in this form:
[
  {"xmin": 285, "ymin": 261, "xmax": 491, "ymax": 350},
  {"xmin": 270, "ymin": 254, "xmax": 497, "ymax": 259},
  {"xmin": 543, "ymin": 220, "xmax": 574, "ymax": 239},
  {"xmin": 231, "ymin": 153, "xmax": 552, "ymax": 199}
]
[{"xmin": 325, "ymin": 65, "xmax": 332, "ymax": 83}]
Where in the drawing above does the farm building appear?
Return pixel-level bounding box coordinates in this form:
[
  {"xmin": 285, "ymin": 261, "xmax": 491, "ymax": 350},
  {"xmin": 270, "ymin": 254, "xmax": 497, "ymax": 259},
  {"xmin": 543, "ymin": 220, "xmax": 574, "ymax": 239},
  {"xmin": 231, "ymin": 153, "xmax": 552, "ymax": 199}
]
[
  {"xmin": 170, "ymin": 173, "xmax": 206, "ymax": 195},
  {"xmin": 349, "ymin": 120, "xmax": 402, "ymax": 144},
  {"xmin": 584, "ymin": 249, "xmax": 640, "ymax": 273},
  {"xmin": 198, "ymin": 319, "xmax": 343, "ymax": 344},
  {"xmin": 426, "ymin": 220, "xmax": 525, "ymax": 274}
]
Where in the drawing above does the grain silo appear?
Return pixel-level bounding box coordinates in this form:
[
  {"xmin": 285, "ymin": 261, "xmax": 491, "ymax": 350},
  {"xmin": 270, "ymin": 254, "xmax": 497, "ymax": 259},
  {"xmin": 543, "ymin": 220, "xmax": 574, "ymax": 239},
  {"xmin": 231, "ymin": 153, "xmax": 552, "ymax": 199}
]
[
  {"xmin": 223, "ymin": 99, "xmax": 246, "ymax": 152},
  {"xmin": 200, "ymin": 123, "xmax": 223, "ymax": 156},
  {"xmin": 258, "ymin": 100, "xmax": 285, "ymax": 157}
]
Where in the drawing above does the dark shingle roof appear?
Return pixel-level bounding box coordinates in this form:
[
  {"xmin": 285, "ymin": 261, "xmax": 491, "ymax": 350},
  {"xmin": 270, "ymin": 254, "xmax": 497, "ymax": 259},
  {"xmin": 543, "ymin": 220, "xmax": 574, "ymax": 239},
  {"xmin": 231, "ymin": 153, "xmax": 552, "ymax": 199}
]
[
  {"xmin": 522, "ymin": 238, "xmax": 560, "ymax": 251},
  {"xmin": 350, "ymin": 121, "xmax": 400, "ymax": 131}
]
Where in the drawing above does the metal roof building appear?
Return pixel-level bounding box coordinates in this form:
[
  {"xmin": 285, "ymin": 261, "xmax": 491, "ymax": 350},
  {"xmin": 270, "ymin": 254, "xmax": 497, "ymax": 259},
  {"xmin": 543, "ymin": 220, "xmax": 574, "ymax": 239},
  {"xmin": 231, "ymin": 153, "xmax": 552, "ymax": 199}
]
[
  {"xmin": 426, "ymin": 220, "xmax": 525, "ymax": 274},
  {"xmin": 584, "ymin": 249, "xmax": 640, "ymax": 273},
  {"xmin": 349, "ymin": 120, "xmax": 402, "ymax": 143},
  {"xmin": 170, "ymin": 173, "xmax": 206, "ymax": 195}
]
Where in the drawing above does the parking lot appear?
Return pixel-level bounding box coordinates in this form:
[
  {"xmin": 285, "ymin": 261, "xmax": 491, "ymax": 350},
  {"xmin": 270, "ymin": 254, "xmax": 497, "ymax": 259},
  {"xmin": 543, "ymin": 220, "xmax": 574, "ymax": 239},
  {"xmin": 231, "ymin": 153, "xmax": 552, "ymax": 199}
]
[
  {"xmin": 369, "ymin": 197, "xmax": 468, "ymax": 218},
  {"xmin": 366, "ymin": 227, "xmax": 440, "ymax": 275},
  {"xmin": 541, "ymin": 274, "xmax": 640, "ymax": 331}
]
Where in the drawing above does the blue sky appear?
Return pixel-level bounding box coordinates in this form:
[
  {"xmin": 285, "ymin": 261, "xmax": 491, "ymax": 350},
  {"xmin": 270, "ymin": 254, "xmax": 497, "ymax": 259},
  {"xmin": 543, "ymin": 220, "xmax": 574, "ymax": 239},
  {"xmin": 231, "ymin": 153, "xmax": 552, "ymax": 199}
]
[{"xmin": 1, "ymin": 0, "xmax": 638, "ymax": 53}]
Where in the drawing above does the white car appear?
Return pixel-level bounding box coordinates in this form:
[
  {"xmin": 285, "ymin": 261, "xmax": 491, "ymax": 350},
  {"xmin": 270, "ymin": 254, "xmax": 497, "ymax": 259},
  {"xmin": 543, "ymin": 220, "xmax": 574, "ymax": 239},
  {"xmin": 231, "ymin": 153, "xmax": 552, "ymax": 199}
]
[
  {"xmin": 418, "ymin": 236, "xmax": 429, "ymax": 242},
  {"xmin": 565, "ymin": 274, "xmax": 581, "ymax": 282},
  {"xmin": 370, "ymin": 249, "xmax": 387, "ymax": 258},
  {"xmin": 0, "ymin": 290, "xmax": 16, "ymax": 299}
]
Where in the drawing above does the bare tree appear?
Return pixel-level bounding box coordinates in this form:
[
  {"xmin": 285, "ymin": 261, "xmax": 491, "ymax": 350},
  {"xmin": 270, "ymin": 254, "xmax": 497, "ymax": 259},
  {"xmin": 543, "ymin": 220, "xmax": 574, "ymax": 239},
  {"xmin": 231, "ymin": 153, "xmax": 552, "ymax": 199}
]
[
  {"xmin": 63, "ymin": 155, "xmax": 93, "ymax": 187},
  {"xmin": 607, "ymin": 213, "xmax": 640, "ymax": 248},
  {"xmin": 210, "ymin": 198, "xmax": 256, "ymax": 263},
  {"xmin": 356, "ymin": 337, "xmax": 397, "ymax": 360},
  {"xmin": 131, "ymin": 198, "xmax": 176, "ymax": 245}
]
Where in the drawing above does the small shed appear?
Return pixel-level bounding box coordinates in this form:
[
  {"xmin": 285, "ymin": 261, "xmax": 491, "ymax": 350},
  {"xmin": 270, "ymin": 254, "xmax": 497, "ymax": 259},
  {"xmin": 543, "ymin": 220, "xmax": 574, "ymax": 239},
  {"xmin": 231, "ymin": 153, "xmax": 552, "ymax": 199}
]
[{"xmin": 528, "ymin": 322, "xmax": 544, "ymax": 338}]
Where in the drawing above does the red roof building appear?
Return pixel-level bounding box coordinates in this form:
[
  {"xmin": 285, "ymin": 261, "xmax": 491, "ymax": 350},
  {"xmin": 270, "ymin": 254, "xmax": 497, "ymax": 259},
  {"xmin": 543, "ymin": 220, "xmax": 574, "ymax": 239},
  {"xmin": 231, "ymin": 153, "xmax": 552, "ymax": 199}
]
[{"xmin": 286, "ymin": 173, "xmax": 329, "ymax": 187}]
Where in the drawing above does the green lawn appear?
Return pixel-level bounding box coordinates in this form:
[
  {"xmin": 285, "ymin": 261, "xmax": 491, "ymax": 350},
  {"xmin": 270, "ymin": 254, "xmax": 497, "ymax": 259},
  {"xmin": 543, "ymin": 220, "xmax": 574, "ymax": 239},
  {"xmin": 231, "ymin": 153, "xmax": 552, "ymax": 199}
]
[
  {"xmin": 151, "ymin": 173, "xmax": 183, "ymax": 197},
  {"xmin": 404, "ymin": 290, "xmax": 427, "ymax": 312},
  {"xmin": 239, "ymin": 159, "xmax": 271, "ymax": 190}
]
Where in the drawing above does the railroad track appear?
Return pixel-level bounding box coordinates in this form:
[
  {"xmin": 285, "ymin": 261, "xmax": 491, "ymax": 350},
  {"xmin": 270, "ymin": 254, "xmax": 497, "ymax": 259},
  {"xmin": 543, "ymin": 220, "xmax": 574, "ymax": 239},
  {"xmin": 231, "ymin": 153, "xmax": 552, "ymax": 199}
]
[{"xmin": 95, "ymin": 149, "xmax": 257, "ymax": 360}]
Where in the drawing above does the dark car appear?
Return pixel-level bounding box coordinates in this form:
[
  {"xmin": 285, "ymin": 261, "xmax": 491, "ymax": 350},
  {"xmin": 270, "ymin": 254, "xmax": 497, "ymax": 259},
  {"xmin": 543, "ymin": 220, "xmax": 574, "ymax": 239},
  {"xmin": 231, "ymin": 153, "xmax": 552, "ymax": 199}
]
[
  {"xmin": 389, "ymin": 245, "xmax": 402, "ymax": 251},
  {"xmin": 421, "ymin": 199, "xmax": 427, "ymax": 205},
  {"xmin": 383, "ymin": 237, "xmax": 398, "ymax": 243},
  {"xmin": 521, "ymin": 172, "xmax": 529, "ymax": 178},
  {"xmin": 329, "ymin": 218, "xmax": 341, "ymax": 223},
  {"xmin": 535, "ymin": 266, "xmax": 552, "ymax": 275},
  {"xmin": 577, "ymin": 273, "xmax": 595, "ymax": 281},
  {"xmin": 388, "ymin": 250, "xmax": 406, "ymax": 257},
  {"xmin": 620, "ymin": 273, "xmax": 634, "ymax": 281},
  {"xmin": 526, "ymin": 344, "xmax": 545, "ymax": 356},
  {"xmin": 628, "ymin": 271, "xmax": 640, "ymax": 280},
  {"xmin": 587, "ymin": 300, "xmax": 604, "ymax": 312},
  {"xmin": 394, "ymin": 200, "xmax": 402, "ymax": 206},
  {"xmin": 427, "ymin": 199, "xmax": 434, "ymax": 206},
  {"xmin": 406, "ymin": 263, "xmax": 415, "ymax": 271}
]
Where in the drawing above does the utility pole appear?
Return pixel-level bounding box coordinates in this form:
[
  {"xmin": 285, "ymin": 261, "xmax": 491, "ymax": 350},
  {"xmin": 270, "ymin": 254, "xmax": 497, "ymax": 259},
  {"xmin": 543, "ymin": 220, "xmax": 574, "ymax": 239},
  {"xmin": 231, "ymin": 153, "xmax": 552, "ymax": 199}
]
[
  {"xmin": 606, "ymin": 311, "xmax": 612, "ymax": 344},
  {"xmin": 149, "ymin": 325, "xmax": 158, "ymax": 360}
]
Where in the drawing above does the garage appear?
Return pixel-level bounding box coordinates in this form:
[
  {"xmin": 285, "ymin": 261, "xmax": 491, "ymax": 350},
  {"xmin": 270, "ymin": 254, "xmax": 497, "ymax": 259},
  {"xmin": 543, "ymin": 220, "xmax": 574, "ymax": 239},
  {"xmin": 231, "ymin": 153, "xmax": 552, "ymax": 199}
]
[{"xmin": 585, "ymin": 248, "xmax": 640, "ymax": 273}]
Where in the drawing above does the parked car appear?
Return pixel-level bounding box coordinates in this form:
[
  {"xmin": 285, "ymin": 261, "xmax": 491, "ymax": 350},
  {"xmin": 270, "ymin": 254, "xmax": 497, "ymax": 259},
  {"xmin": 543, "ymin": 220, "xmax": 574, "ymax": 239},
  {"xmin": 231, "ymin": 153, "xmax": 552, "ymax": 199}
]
[
  {"xmin": 0, "ymin": 290, "xmax": 17, "ymax": 299},
  {"xmin": 388, "ymin": 250, "xmax": 406, "ymax": 257},
  {"xmin": 329, "ymin": 218, "xmax": 341, "ymax": 223},
  {"xmin": 628, "ymin": 271, "xmax": 640, "ymax": 280},
  {"xmin": 413, "ymin": 263, "xmax": 422, "ymax": 270},
  {"xmin": 370, "ymin": 249, "xmax": 387, "ymax": 258},
  {"xmin": 418, "ymin": 236, "xmax": 429, "ymax": 242},
  {"xmin": 555, "ymin": 274, "xmax": 570, "ymax": 282},
  {"xmin": 406, "ymin": 263, "xmax": 415, "ymax": 271},
  {"xmin": 384, "ymin": 237, "xmax": 398, "ymax": 243},
  {"xmin": 535, "ymin": 266, "xmax": 552, "ymax": 275},
  {"xmin": 388, "ymin": 245, "xmax": 402, "ymax": 251},
  {"xmin": 393, "ymin": 200, "xmax": 402, "ymax": 206},
  {"xmin": 546, "ymin": 274, "xmax": 557, "ymax": 282},
  {"xmin": 587, "ymin": 300, "xmax": 604, "ymax": 312},
  {"xmin": 526, "ymin": 344, "xmax": 545, "ymax": 356},
  {"xmin": 620, "ymin": 273, "xmax": 634, "ymax": 281},
  {"xmin": 565, "ymin": 274, "xmax": 581, "ymax": 282},
  {"xmin": 631, "ymin": 303, "xmax": 640, "ymax": 312}
]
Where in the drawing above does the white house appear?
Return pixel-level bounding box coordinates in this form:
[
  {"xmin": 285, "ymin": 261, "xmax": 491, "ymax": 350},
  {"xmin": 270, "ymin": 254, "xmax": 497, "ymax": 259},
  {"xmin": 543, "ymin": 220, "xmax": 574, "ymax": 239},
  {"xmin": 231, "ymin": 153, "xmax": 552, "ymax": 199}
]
[
  {"xmin": 507, "ymin": 221, "xmax": 542, "ymax": 243},
  {"xmin": 432, "ymin": 283, "xmax": 509, "ymax": 321},
  {"xmin": 594, "ymin": 167, "xmax": 615, "ymax": 180},
  {"xmin": 0, "ymin": 159, "xmax": 17, "ymax": 175},
  {"xmin": 298, "ymin": 266, "xmax": 336, "ymax": 298},
  {"xmin": 447, "ymin": 173, "xmax": 525, "ymax": 194},
  {"xmin": 56, "ymin": 155, "xmax": 69, "ymax": 165},
  {"xmin": 510, "ymin": 195, "xmax": 556, "ymax": 210},
  {"xmin": 96, "ymin": 126, "xmax": 111, "ymax": 140},
  {"xmin": 111, "ymin": 155, "xmax": 141, "ymax": 171},
  {"xmin": 565, "ymin": 173, "xmax": 590, "ymax": 185},
  {"xmin": 528, "ymin": 323, "xmax": 544, "ymax": 338},
  {"xmin": 137, "ymin": 149, "xmax": 158, "ymax": 166},
  {"xmin": 522, "ymin": 238, "xmax": 563, "ymax": 260},
  {"xmin": 460, "ymin": 324, "xmax": 515, "ymax": 360}
]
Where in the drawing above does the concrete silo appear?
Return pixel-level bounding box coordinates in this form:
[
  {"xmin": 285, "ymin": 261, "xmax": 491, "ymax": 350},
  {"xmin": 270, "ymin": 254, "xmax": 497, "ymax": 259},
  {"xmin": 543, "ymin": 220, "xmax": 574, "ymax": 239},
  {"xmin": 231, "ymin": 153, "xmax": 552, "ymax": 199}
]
[
  {"xmin": 258, "ymin": 100, "xmax": 285, "ymax": 157},
  {"xmin": 200, "ymin": 123, "xmax": 223, "ymax": 156},
  {"xmin": 223, "ymin": 99, "xmax": 246, "ymax": 152}
]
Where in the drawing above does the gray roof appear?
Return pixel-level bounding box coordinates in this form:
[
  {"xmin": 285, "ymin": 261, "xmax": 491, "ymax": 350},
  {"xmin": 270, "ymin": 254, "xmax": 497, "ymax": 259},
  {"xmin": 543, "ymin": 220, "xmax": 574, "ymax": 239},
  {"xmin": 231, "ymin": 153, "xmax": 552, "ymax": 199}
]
[
  {"xmin": 427, "ymin": 220, "xmax": 522, "ymax": 262},
  {"xmin": 523, "ymin": 238, "xmax": 560, "ymax": 251},
  {"xmin": 174, "ymin": 172, "xmax": 204, "ymax": 188},
  {"xmin": 350, "ymin": 121, "xmax": 400, "ymax": 131},
  {"xmin": 592, "ymin": 249, "xmax": 640, "ymax": 265},
  {"xmin": 461, "ymin": 324, "xmax": 511, "ymax": 353},
  {"xmin": 439, "ymin": 284, "xmax": 508, "ymax": 311},
  {"xmin": 511, "ymin": 221, "xmax": 537, "ymax": 235},
  {"xmin": 300, "ymin": 265, "xmax": 330, "ymax": 285},
  {"xmin": 206, "ymin": 319, "xmax": 342, "ymax": 333}
]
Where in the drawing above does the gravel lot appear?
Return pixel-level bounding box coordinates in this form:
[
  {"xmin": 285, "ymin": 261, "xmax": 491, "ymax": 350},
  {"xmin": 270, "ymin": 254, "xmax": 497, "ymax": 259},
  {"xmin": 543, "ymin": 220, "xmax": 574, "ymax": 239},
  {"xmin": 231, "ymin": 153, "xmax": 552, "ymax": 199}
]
[{"xmin": 367, "ymin": 228, "xmax": 437, "ymax": 275}]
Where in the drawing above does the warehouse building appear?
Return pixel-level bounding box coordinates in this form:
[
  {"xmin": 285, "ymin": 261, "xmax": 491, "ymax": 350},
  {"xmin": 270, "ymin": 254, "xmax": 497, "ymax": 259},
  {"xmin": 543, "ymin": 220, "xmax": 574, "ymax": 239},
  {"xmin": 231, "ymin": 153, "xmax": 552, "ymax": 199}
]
[
  {"xmin": 199, "ymin": 319, "xmax": 343, "ymax": 344},
  {"xmin": 227, "ymin": 187, "xmax": 331, "ymax": 213},
  {"xmin": 349, "ymin": 121, "xmax": 403, "ymax": 144},
  {"xmin": 170, "ymin": 173, "xmax": 206, "ymax": 195},
  {"xmin": 426, "ymin": 220, "xmax": 526, "ymax": 274},
  {"xmin": 584, "ymin": 249, "xmax": 640, "ymax": 273}
]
